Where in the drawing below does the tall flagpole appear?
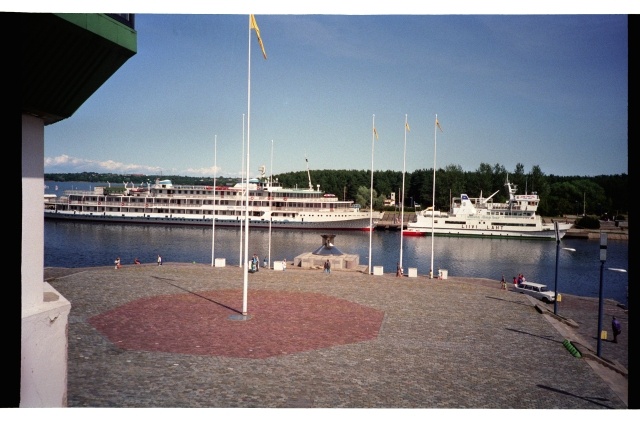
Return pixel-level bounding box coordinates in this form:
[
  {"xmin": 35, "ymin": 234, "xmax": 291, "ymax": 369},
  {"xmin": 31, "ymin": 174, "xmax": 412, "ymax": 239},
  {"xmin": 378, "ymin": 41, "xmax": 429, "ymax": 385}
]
[
  {"xmin": 239, "ymin": 114, "xmax": 245, "ymax": 268},
  {"xmin": 211, "ymin": 135, "xmax": 217, "ymax": 266},
  {"xmin": 368, "ymin": 114, "xmax": 375, "ymax": 275},
  {"xmin": 241, "ymin": 14, "xmax": 267, "ymax": 313},
  {"xmin": 430, "ymin": 114, "xmax": 439, "ymax": 278},
  {"xmin": 242, "ymin": 17, "xmax": 253, "ymax": 315},
  {"xmin": 268, "ymin": 139, "xmax": 273, "ymax": 269},
  {"xmin": 400, "ymin": 115, "xmax": 408, "ymax": 272}
]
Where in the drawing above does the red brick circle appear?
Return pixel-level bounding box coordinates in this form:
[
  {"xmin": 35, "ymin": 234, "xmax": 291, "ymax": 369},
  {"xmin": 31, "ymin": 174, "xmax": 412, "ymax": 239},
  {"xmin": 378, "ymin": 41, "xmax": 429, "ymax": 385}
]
[{"xmin": 89, "ymin": 289, "xmax": 385, "ymax": 359}]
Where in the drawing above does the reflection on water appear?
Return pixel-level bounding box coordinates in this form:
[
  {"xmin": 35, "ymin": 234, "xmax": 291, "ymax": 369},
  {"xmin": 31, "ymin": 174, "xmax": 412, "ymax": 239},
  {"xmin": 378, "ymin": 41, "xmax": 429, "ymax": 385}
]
[{"xmin": 44, "ymin": 220, "xmax": 628, "ymax": 305}]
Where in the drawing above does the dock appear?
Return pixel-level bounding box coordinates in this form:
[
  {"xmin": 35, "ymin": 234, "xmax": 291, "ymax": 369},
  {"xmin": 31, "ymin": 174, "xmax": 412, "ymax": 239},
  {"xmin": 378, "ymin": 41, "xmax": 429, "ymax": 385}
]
[{"xmin": 375, "ymin": 211, "xmax": 414, "ymax": 231}]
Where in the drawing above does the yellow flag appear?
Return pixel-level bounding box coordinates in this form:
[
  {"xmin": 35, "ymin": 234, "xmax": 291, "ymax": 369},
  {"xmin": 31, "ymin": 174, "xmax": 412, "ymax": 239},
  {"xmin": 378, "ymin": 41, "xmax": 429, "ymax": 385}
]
[
  {"xmin": 250, "ymin": 14, "xmax": 267, "ymax": 60},
  {"xmin": 436, "ymin": 117, "xmax": 443, "ymax": 132},
  {"xmin": 373, "ymin": 127, "xmax": 379, "ymax": 139},
  {"xmin": 405, "ymin": 121, "xmax": 410, "ymax": 132}
]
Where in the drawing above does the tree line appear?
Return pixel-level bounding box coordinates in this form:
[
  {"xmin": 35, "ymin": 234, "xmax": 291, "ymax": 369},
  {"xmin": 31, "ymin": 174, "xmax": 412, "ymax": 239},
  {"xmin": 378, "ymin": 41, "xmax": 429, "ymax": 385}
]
[{"xmin": 45, "ymin": 163, "xmax": 627, "ymax": 218}]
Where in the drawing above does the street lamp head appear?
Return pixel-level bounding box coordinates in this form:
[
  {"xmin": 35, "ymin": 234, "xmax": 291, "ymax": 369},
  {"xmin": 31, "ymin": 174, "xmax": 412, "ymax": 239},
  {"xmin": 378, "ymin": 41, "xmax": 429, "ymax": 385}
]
[
  {"xmin": 561, "ymin": 248, "xmax": 576, "ymax": 252},
  {"xmin": 607, "ymin": 267, "xmax": 627, "ymax": 273}
]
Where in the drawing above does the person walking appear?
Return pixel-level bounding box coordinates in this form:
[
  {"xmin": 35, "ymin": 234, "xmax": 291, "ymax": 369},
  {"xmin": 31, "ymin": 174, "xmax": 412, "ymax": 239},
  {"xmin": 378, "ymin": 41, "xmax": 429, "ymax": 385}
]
[
  {"xmin": 157, "ymin": 254, "xmax": 162, "ymax": 266},
  {"xmin": 612, "ymin": 316, "xmax": 622, "ymax": 343},
  {"xmin": 396, "ymin": 262, "xmax": 403, "ymax": 277},
  {"xmin": 282, "ymin": 258, "xmax": 287, "ymax": 272},
  {"xmin": 500, "ymin": 275, "xmax": 507, "ymax": 290}
]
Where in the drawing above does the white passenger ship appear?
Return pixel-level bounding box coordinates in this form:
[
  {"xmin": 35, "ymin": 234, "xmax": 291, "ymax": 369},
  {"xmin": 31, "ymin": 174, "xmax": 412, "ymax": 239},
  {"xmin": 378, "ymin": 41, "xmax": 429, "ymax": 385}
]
[
  {"xmin": 403, "ymin": 179, "xmax": 573, "ymax": 240},
  {"xmin": 44, "ymin": 167, "xmax": 382, "ymax": 231}
]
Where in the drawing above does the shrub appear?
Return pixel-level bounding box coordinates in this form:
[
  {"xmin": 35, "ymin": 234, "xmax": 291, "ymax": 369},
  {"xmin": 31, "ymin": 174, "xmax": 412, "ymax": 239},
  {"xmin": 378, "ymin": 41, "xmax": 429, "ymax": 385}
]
[{"xmin": 576, "ymin": 215, "xmax": 600, "ymax": 229}]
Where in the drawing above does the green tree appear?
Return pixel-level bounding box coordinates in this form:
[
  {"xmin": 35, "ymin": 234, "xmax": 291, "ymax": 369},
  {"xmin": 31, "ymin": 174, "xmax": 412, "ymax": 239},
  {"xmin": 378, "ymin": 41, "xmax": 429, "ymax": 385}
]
[{"xmin": 356, "ymin": 186, "xmax": 377, "ymax": 208}]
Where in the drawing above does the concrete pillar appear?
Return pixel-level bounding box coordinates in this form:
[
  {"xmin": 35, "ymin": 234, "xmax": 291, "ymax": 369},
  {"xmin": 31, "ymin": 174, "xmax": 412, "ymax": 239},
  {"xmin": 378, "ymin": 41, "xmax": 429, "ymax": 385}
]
[{"xmin": 21, "ymin": 114, "xmax": 70, "ymax": 407}]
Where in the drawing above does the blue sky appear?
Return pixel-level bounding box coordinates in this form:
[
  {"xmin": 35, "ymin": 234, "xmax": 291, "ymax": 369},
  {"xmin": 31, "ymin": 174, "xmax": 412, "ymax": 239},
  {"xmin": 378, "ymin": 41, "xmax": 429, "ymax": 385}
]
[{"xmin": 27, "ymin": 3, "xmax": 630, "ymax": 178}]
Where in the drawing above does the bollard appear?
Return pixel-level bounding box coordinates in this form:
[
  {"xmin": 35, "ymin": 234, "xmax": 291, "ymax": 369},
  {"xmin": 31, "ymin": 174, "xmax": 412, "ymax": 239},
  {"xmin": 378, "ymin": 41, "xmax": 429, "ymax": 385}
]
[{"xmin": 562, "ymin": 339, "xmax": 582, "ymax": 358}]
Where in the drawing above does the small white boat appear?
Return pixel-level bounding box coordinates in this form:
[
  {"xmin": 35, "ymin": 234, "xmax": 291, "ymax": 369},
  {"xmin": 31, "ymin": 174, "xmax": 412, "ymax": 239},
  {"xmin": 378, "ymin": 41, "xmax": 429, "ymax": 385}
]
[
  {"xmin": 403, "ymin": 178, "xmax": 572, "ymax": 240},
  {"xmin": 44, "ymin": 167, "xmax": 382, "ymax": 231}
]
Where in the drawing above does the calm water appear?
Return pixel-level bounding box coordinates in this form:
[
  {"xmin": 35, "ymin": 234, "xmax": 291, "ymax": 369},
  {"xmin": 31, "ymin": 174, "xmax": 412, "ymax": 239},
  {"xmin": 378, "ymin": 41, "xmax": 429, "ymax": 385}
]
[{"xmin": 44, "ymin": 181, "xmax": 629, "ymax": 305}]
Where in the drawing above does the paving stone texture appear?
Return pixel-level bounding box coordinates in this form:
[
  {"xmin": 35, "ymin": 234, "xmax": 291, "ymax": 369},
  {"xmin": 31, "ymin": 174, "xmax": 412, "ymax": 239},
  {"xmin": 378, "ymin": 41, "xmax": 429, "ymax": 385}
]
[{"xmin": 45, "ymin": 263, "xmax": 629, "ymax": 409}]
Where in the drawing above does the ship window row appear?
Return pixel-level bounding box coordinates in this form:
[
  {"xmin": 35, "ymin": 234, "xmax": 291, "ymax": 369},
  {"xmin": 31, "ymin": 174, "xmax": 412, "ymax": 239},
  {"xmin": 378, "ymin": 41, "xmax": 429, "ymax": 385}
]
[
  {"xmin": 60, "ymin": 206, "xmax": 353, "ymax": 219},
  {"xmin": 154, "ymin": 190, "xmax": 330, "ymax": 200},
  {"xmin": 69, "ymin": 196, "xmax": 350, "ymax": 208}
]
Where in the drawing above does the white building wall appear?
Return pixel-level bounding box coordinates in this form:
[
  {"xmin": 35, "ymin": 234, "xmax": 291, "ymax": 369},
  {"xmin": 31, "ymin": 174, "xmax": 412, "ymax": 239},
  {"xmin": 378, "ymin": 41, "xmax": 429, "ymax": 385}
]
[{"xmin": 21, "ymin": 114, "xmax": 70, "ymax": 407}]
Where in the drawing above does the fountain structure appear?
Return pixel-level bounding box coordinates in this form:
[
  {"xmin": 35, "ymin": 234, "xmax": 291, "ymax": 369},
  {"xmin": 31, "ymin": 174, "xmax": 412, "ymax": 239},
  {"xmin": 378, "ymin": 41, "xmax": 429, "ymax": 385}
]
[{"xmin": 294, "ymin": 234, "xmax": 362, "ymax": 271}]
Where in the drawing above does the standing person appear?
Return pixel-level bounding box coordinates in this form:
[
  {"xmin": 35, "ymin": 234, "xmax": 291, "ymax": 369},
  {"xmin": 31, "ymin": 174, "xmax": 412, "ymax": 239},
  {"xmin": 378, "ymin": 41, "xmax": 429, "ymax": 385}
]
[
  {"xmin": 500, "ymin": 275, "xmax": 506, "ymax": 290},
  {"xmin": 282, "ymin": 258, "xmax": 287, "ymax": 272},
  {"xmin": 157, "ymin": 254, "xmax": 162, "ymax": 266},
  {"xmin": 263, "ymin": 257, "xmax": 268, "ymax": 269},
  {"xmin": 114, "ymin": 257, "xmax": 121, "ymax": 269},
  {"xmin": 326, "ymin": 259, "xmax": 331, "ymax": 274},
  {"xmin": 396, "ymin": 262, "xmax": 403, "ymax": 277},
  {"xmin": 612, "ymin": 316, "xmax": 622, "ymax": 343},
  {"xmin": 251, "ymin": 254, "xmax": 258, "ymax": 272}
]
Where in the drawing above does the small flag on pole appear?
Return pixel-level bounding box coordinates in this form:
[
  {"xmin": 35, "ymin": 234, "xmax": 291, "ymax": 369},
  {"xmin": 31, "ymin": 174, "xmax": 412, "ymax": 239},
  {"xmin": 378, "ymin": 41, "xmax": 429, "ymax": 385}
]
[
  {"xmin": 405, "ymin": 121, "xmax": 410, "ymax": 132},
  {"xmin": 373, "ymin": 127, "xmax": 379, "ymax": 139},
  {"xmin": 250, "ymin": 14, "xmax": 267, "ymax": 60},
  {"xmin": 436, "ymin": 117, "xmax": 443, "ymax": 132}
]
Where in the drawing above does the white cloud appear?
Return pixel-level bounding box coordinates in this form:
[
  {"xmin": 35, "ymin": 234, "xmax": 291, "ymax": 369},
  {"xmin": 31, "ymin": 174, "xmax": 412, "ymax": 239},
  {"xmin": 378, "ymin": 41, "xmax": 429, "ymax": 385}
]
[
  {"xmin": 44, "ymin": 155, "xmax": 227, "ymax": 177},
  {"xmin": 45, "ymin": 155, "xmax": 162, "ymax": 175}
]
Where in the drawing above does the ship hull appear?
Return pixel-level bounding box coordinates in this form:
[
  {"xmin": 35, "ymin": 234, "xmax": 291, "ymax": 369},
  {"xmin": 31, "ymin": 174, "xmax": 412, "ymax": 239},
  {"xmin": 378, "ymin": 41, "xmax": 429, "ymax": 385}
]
[{"xmin": 44, "ymin": 210, "xmax": 375, "ymax": 231}]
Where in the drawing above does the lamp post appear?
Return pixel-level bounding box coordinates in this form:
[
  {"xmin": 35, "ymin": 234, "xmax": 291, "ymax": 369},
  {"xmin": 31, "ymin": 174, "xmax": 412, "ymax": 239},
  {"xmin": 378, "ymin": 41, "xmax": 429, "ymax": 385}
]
[
  {"xmin": 553, "ymin": 223, "xmax": 560, "ymax": 314},
  {"xmin": 596, "ymin": 232, "xmax": 628, "ymax": 357},
  {"xmin": 552, "ymin": 222, "xmax": 576, "ymax": 315},
  {"xmin": 596, "ymin": 232, "xmax": 607, "ymax": 358}
]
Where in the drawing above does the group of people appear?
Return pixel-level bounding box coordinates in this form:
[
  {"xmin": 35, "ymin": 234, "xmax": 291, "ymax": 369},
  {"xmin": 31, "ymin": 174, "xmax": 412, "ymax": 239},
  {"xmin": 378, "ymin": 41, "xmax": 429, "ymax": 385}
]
[
  {"xmin": 324, "ymin": 259, "xmax": 331, "ymax": 274},
  {"xmin": 250, "ymin": 253, "xmax": 260, "ymax": 272},
  {"xmin": 499, "ymin": 273, "xmax": 526, "ymax": 289},
  {"xmin": 513, "ymin": 273, "xmax": 526, "ymax": 286},
  {"xmin": 114, "ymin": 254, "xmax": 162, "ymax": 269}
]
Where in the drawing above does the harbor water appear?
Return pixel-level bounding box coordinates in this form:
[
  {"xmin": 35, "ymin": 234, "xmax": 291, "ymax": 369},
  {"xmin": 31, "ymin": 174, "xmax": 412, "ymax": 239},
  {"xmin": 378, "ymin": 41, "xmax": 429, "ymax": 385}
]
[{"xmin": 44, "ymin": 181, "xmax": 629, "ymax": 305}]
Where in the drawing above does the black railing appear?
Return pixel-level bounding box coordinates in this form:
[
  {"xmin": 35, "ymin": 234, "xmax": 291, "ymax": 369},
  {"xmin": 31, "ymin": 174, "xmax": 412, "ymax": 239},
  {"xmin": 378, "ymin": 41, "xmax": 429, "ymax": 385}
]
[{"xmin": 106, "ymin": 14, "xmax": 135, "ymax": 29}]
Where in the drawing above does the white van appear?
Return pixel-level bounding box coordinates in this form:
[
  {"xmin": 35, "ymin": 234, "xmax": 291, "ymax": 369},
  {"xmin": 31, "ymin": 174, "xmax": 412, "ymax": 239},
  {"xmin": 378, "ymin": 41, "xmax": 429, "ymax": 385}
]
[{"xmin": 515, "ymin": 282, "xmax": 556, "ymax": 303}]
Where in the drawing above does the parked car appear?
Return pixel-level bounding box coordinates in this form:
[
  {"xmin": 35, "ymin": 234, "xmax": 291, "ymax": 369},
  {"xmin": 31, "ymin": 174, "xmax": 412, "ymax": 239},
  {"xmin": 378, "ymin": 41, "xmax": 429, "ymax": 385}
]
[{"xmin": 515, "ymin": 282, "xmax": 556, "ymax": 303}]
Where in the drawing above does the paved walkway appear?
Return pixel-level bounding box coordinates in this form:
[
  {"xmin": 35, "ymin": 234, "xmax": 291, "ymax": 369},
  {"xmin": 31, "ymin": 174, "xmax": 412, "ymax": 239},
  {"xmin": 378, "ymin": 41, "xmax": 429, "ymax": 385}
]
[{"xmin": 45, "ymin": 263, "xmax": 629, "ymax": 409}]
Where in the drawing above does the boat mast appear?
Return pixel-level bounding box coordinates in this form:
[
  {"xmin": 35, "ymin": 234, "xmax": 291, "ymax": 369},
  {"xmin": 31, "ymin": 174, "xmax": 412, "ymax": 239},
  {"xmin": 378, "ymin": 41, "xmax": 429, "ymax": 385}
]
[{"xmin": 305, "ymin": 156, "xmax": 313, "ymax": 190}]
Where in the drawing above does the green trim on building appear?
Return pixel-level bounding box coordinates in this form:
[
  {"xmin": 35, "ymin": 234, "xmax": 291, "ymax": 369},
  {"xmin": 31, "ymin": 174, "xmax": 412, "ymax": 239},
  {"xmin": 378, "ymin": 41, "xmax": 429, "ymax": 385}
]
[{"xmin": 55, "ymin": 13, "xmax": 137, "ymax": 53}]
